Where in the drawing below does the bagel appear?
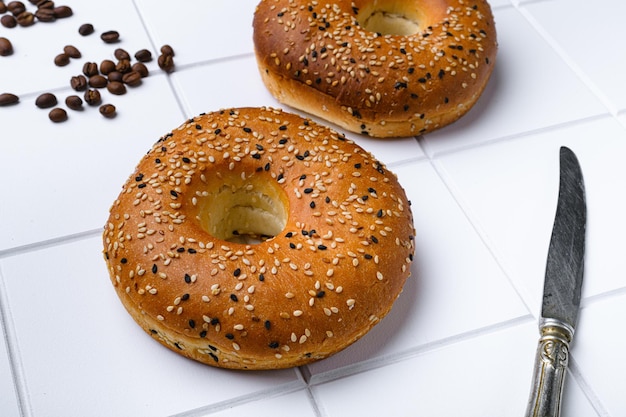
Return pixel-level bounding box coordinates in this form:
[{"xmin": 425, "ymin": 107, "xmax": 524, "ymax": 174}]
[
  {"xmin": 103, "ymin": 107, "xmax": 415, "ymax": 370},
  {"xmin": 253, "ymin": 0, "xmax": 497, "ymax": 138}
]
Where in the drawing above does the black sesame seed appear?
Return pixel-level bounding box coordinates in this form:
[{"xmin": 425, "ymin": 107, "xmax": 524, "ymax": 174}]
[
  {"xmin": 264, "ymin": 320, "xmax": 271, "ymax": 330},
  {"xmin": 243, "ymin": 127, "xmax": 252, "ymax": 133},
  {"xmin": 135, "ymin": 174, "xmax": 144, "ymax": 182},
  {"xmin": 233, "ymin": 268, "xmax": 241, "ymax": 277},
  {"xmin": 303, "ymin": 188, "xmax": 313, "ymax": 194},
  {"xmin": 377, "ymin": 209, "xmax": 384, "ymax": 218},
  {"xmin": 279, "ymin": 125, "xmax": 288, "ymax": 131},
  {"xmin": 182, "ymin": 157, "xmax": 191, "ymax": 163},
  {"xmin": 211, "ymin": 318, "xmax": 220, "ymax": 325},
  {"xmin": 150, "ymin": 329, "xmax": 158, "ymax": 334},
  {"xmin": 289, "ymin": 243, "xmax": 296, "ymax": 249},
  {"xmin": 188, "ymin": 248, "xmax": 196, "ymax": 254},
  {"xmin": 225, "ymin": 333, "xmax": 234, "ymax": 340},
  {"xmin": 259, "ymin": 274, "xmax": 265, "ymax": 282},
  {"xmin": 318, "ymin": 244, "xmax": 327, "ymax": 250},
  {"xmin": 184, "ymin": 273, "xmax": 191, "ymax": 283},
  {"xmin": 230, "ymin": 294, "xmax": 239, "ymax": 302},
  {"xmin": 364, "ymin": 254, "xmax": 373, "ymax": 260},
  {"xmin": 199, "ymin": 330, "xmax": 207, "ymax": 338},
  {"xmin": 189, "ymin": 319, "xmax": 196, "ymax": 328},
  {"xmin": 371, "ymin": 236, "xmax": 379, "ymax": 244},
  {"xmin": 138, "ymin": 183, "xmax": 147, "ymax": 189},
  {"xmin": 177, "ymin": 247, "xmax": 185, "ymax": 253},
  {"xmin": 269, "ymin": 341, "xmax": 279, "ymax": 349},
  {"xmin": 285, "ymin": 232, "xmax": 293, "ymax": 238},
  {"xmin": 209, "ymin": 352, "xmax": 219, "ymax": 362},
  {"xmin": 181, "ymin": 293, "xmax": 190, "ymax": 301},
  {"xmin": 120, "ymin": 258, "xmax": 127, "ymax": 264},
  {"xmin": 208, "ymin": 344, "xmax": 217, "ymax": 351},
  {"xmin": 174, "ymin": 342, "xmax": 183, "ymax": 350},
  {"xmin": 264, "ymin": 162, "xmax": 271, "ymax": 171},
  {"xmin": 151, "ymin": 264, "xmax": 158, "ymax": 274},
  {"xmin": 316, "ymin": 291, "xmax": 326, "ymax": 298},
  {"xmin": 310, "ymin": 201, "xmax": 316, "ymax": 208},
  {"xmin": 170, "ymin": 190, "xmax": 178, "ymax": 197}
]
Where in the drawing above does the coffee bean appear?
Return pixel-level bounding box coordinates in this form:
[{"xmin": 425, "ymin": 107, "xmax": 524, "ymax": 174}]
[
  {"xmin": 158, "ymin": 53, "xmax": 175, "ymax": 73},
  {"xmin": 0, "ymin": 2, "xmax": 7, "ymax": 13},
  {"xmin": 34, "ymin": 8, "xmax": 55, "ymax": 22},
  {"xmin": 160, "ymin": 44, "xmax": 175, "ymax": 57},
  {"xmin": 70, "ymin": 74, "xmax": 87, "ymax": 91},
  {"xmin": 134, "ymin": 49, "xmax": 152, "ymax": 62},
  {"xmin": 82, "ymin": 61, "xmax": 98, "ymax": 77},
  {"xmin": 65, "ymin": 95, "xmax": 83, "ymax": 110},
  {"xmin": 36, "ymin": 1, "xmax": 54, "ymax": 9},
  {"xmin": 84, "ymin": 89, "xmax": 102, "ymax": 106},
  {"xmin": 0, "ymin": 37, "xmax": 13, "ymax": 56},
  {"xmin": 48, "ymin": 107, "xmax": 68, "ymax": 122},
  {"xmin": 7, "ymin": 1, "xmax": 25, "ymax": 15},
  {"xmin": 16, "ymin": 11, "xmax": 35, "ymax": 27},
  {"xmin": 114, "ymin": 48, "xmax": 130, "ymax": 61},
  {"xmin": 115, "ymin": 58, "xmax": 131, "ymax": 73},
  {"xmin": 131, "ymin": 62, "xmax": 149, "ymax": 78},
  {"xmin": 89, "ymin": 74, "xmax": 108, "ymax": 88},
  {"xmin": 99, "ymin": 103, "xmax": 116, "ymax": 118},
  {"xmin": 63, "ymin": 45, "xmax": 81, "ymax": 59},
  {"xmin": 122, "ymin": 70, "xmax": 142, "ymax": 87},
  {"xmin": 100, "ymin": 30, "xmax": 120, "ymax": 44},
  {"xmin": 0, "ymin": 92, "xmax": 19, "ymax": 106},
  {"xmin": 35, "ymin": 92, "xmax": 57, "ymax": 108},
  {"xmin": 107, "ymin": 81, "xmax": 126, "ymax": 95},
  {"xmin": 1, "ymin": 15, "xmax": 17, "ymax": 28},
  {"xmin": 107, "ymin": 71, "xmax": 123, "ymax": 83},
  {"xmin": 54, "ymin": 52, "xmax": 70, "ymax": 66},
  {"xmin": 99, "ymin": 59, "xmax": 116, "ymax": 75},
  {"xmin": 78, "ymin": 23, "xmax": 94, "ymax": 36},
  {"xmin": 53, "ymin": 5, "xmax": 72, "ymax": 18}
]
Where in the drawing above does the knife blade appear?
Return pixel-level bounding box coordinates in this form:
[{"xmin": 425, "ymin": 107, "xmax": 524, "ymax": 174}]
[{"xmin": 525, "ymin": 146, "xmax": 586, "ymax": 417}]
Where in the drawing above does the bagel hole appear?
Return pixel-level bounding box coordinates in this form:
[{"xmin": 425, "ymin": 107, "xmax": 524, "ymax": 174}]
[
  {"xmin": 357, "ymin": 4, "xmax": 421, "ymax": 36},
  {"xmin": 195, "ymin": 177, "xmax": 288, "ymax": 244}
]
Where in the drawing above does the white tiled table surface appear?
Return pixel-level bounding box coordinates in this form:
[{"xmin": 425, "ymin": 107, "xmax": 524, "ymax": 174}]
[{"xmin": 1, "ymin": 0, "xmax": 625, "ymax": 416}]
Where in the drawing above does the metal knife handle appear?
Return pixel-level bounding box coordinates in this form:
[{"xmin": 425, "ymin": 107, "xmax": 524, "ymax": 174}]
[{"xmin": 525, "ymin": 319, "xmax": 574, "ymax": 417}]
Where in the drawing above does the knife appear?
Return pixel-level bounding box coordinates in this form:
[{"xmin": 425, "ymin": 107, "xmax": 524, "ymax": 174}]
[{"xmin": 525, "ymin": 146, "xmax": 586, "ymax": 417}]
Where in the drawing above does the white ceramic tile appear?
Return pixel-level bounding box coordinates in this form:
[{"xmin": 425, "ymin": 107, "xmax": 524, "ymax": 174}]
[
  {"xmin": 0, "ymin": 236, "xmax": 301, "ymax": 417},
  {"xmin": 304, "ymin": 160, "xmax": 528, "ymax": 381},
  {"xmin": 199, "ymin": 389, "xmax": 317, "ymax": 417},
  {"xmin": 574, "ymin": 294, "xmax": 626, "ymax": 417},
  {"xmin": 173, "ymin": 55, "xmax": 425, "ymax": 166},
  {"xmin": 436, "ymin": 117, "xmax": 626, "ymax": 315},
  {"xmin": 523, "ymin": 0, "xmax": 626, "ymax": 113},
  {"xmin": 0, "ymin": 292, "xmax": 21, "ymax": 417},
  {"xmin": 0, "ymin": 74, "xmax": 184, "ymax": 252},
  {"xmin": 313, "ymin": 321, "xmax": 598, "ymax": 417},
  {"xmin": 0, "ymin": 0, "xmax": 156, "ymax": 96},
  {"xmin": 421, "ymin": 6, "xmax": 607, "ymax": 156},
  {"xmin": 134, "ymin": 0, "xmax": 259, "ymax": 64}
]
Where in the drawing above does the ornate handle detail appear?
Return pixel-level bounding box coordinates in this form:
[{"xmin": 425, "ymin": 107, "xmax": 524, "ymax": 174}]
[{"xmin": 525, "ymin": 319, "xmax": 574, "ymax": 417}]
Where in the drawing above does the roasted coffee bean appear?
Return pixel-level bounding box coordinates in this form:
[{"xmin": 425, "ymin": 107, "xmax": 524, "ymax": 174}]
[
  {"xmin": 35, "ymin": 92, "xmax": 57, "ymax": 108},
  {"xmin": 0, "ymin": 92, "xmax": 19, "ymax": 106},
  {"xmin": 0, "ymin": 37, "xmax": 13, "ymax": 56},
  {"xmin": 53, "ymin": 5, "xmax": 72, "ymax": 18},
  {"xmin": 107, "ymin": 71, "xmax": 123, "ymax": 83},
  {"xmin": 114, "ymin": 48, "xmax": 130, "ymax": 61},
  {"xmin": 7, "ymin": 1, "xmax": 25, "ymax": 15},
  {"xmin": 132, "ymin": 62, "xmax": 149, "ymax": 78},
  {"xmin": 82, "ymin": 61, "xmax": 98, "ymax": 77},
  {"xmin": 115, "ymin": 58, "xmax": 131, "ymax": 73},
  {"xmin": 36, "ymin": 0, "xmax": 54, "ymax": 9},
  {"xmin": 16, "ymin": 11, "xmax": 35, "ymax": 26},
  {"xmin": 122, "ymin": 70, "xmax": 142, "ymax": 87},
  {"xmin": 70, "ymin": 74, "xmax": 87, "ymax": 91},
  {"xmin": 99, "ymin": 103, "xmax": 116, "ymax": 118},
  {"xmin": 100, "ymin": 30, "xmax": 119, "ymax": 43},
  {"xmin": 34, "ymin": 7, "xmax": 55, "ymax": 22},
  {"xmin": 0, "ymin": 2, "xmax": 7, "ymax": 13},
  {"xmin": 160, "ymin": 44, "xmax": 174, "ymax": 57},
  {"xmin": 89, "ymin": 74, "xmax": 108, "ymax": 88},
  {"xmin": 54, "ymin": 52, "xmax": 70, "ymax": 66},
  {"xmin": 99, "ymin": 59, "xmax": 116, "ymax": 75},
  {"xmin": 107, "ymin": 81, "xmax": 126, "ymax": 95},
  {"xmin": 1, "ymin": 15, "xmax": 17, "ymax": 28},
  {"xmin": 63, "ymin": 45, "xmax": 81, "ymax": 58},
  {"xmin": 84, "ymin": 88, "xmax": 101, "ymax": 106},
  {"xmin": 158, "ymin": 53, "xmax": 174, "ymax": 73},
  {"xmin": 65, "ymin": 95, "xmax": 83, "ymax": 110},
  {"xmin": 78, "ymin": 23, "xmax": 94, "ymax": 36},
  {"xmin": 48, "ymin": 107, "xmax": 67, "ymax": 122},
  {"xmin": 134, "ymin": 49, "xmax": 152, "ymax": 62}
]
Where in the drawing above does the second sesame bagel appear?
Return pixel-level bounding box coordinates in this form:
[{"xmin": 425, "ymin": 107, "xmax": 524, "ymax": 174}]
[
  {"xmin": 103, "ymin": 107, "xmax": 415, "ymax": 370},
  {"xmin": 253, "ymin": 0, "xmax": 497, "ymax": 138}
]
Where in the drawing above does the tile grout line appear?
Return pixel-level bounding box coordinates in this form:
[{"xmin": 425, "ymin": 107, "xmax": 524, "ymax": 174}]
[
  {"xmin": 568, "ymin": 355, "xmax": 611, "ymax": 417},
  {"xmin": 0, "ymin": 228, "xmax": 103, "ymax": 260},
  {"xmin": 0, "ymin": 264, "xmax": 31, "ymax": 417}
]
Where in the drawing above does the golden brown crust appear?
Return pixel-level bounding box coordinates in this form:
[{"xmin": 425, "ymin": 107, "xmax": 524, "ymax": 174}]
[
  {"xmin": 253, "ymin": 0, "xmax": 497, "ymax": 138},
  {"xmin": 103, "ymin": 107, "xmax": 415, "ymax": 370}
]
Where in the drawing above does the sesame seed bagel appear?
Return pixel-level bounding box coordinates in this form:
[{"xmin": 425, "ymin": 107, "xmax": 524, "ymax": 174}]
[
  {"xmin": 103, "ymin": 107, "xmax": 415, "ymax": 370},
  {"xmin": 253, "ymin": 0, "xmax": 497, "ymax": 138}
]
